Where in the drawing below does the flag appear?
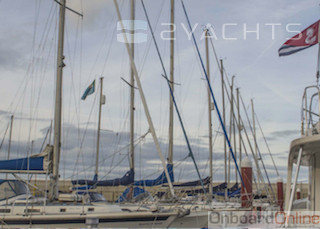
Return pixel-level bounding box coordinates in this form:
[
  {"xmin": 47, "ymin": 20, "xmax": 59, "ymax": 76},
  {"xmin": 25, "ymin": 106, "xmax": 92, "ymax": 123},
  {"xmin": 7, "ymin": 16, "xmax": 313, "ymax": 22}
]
[
  {"xmin": 81, "ymin": 80, "xmax": 95, "ymax": 100},
  {"xmin": 278, "ymin": 20, "xmax": 320, "ymax": 56}
]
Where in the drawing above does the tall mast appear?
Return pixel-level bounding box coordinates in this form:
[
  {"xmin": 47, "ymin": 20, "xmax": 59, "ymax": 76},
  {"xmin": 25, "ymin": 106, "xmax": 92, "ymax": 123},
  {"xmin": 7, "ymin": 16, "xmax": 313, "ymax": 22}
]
[
  {"xmin": 232, "ymin": 78, "xmax": 237, "ymax": 184},
  {"xmin": 168, "ymin": 0, "xmax": 174, "ymax": 165},
  {"xmin": 8, "ymin": 115, "xmax": 13, "ymax": 159},
  {"xmin": 236, "ymin": 88, "xmax": 241, "ymax": 184},
  {"xmin": 205, "ymin": 29, "xmax": 213, "ymax": 201},
  {"xmin": 129, "ymin": 0, "xmax": 135, "ymax": 172},
  {"xmin": 251, "ymin": 99, "xmax": 258, "ymax": 160},
  {"xmin": 95, "ymin": 77, "xmax": 105, "ymax": 180},
  {"xmin": 220, "ymin": 59, "xmax": 227, "ymax": 200},
  {"xmin": 251, "ymin": 98, "xmax": 262, "ymax": 191},
  {"xmin": 49, "ymin": 0, "xmax": 66, "ymax": 201},
  {"xmin": 228, "ymin": 76, "xmax": 235, "ymax": 188}
]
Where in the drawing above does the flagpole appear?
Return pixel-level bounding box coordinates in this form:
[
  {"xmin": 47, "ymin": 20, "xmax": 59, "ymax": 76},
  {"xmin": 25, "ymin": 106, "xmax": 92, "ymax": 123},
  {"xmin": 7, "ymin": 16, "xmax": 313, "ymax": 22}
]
[{"xmin": 95, "ymin": 77, "xmax": 104, "ymax": 180}]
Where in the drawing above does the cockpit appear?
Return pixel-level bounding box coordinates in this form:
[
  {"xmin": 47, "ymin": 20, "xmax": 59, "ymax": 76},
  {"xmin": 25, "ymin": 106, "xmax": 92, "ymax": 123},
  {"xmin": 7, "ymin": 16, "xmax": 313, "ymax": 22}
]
[{"xmin": 0, "ymin": 180, "xmax": 30, "ymax": 203}]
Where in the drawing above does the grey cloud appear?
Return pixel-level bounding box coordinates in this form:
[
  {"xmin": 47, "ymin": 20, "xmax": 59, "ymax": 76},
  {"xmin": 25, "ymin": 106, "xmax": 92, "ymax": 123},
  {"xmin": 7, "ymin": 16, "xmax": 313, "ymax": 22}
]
[
  {"xmin": 0, "ymin": 110, "xmax": 10, "ymax": 116},
  {"xmin": 265, "ymin": 130, "xmax": 300, "ymax": 141},
  {"xmin": 271, "ymin": 130, "xmax": 299, "ymax": 137},
  {"xmin": 0, "ymin": 30, "xmax": 31, "ymax": 70}
]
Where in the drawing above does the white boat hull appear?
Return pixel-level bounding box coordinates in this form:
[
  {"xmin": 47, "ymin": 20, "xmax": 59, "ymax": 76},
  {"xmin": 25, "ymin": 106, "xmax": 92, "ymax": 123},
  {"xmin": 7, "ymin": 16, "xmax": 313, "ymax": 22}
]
[{"xmin": 0, "ymin": 204, "xmax": 182, "ymax": 228}]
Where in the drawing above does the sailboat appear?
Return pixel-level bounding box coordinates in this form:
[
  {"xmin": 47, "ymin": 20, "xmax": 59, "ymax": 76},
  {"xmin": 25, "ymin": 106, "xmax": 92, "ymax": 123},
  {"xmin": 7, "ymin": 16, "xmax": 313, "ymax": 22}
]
[{"xmin": 0, "ymin": 0, "xmax": 189, "ymax": 227}]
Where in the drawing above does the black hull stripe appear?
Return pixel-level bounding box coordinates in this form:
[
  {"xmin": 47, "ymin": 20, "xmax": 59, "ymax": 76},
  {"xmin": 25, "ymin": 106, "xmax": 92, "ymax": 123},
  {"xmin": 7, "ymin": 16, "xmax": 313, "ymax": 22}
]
[{"xmin": 2, "ymin": 216, "xmax": 170, "ymax": 225}]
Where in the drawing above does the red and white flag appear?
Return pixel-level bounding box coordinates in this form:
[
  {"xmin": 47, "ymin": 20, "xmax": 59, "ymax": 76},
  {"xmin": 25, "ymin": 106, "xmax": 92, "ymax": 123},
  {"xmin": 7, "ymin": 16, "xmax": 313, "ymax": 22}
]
[{"xmin": 278, "ymin": 20, "xmax": 320, "ymax": 56}]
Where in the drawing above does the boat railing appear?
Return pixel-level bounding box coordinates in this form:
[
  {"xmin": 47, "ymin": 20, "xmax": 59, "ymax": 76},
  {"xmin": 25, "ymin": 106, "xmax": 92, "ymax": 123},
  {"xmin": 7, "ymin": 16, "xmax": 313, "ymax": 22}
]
[{"xmin": 301, "ymin": 85, "xmax": 320, "ymax": 136}]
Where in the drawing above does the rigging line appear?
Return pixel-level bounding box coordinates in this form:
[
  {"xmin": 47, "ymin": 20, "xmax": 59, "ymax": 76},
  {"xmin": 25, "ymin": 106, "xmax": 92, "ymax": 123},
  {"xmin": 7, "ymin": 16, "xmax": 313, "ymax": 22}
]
[
  {"xmin": 71, "ymin": 121, "xmax": 149, "ymax": 179},
  {"xmin": 79, "ymin": 0, "xmax": 118, "ymax": 87},
  {"xmin": 71, "ymin": 152, "xmax": 128, "ymax": 180},
  {"xmin": 29, "ymin": 1, "xmax": 56, "ymax": 125},
  {"xmin": 53, "ymin": 0, "xmax": 83, "ymax": 17},
  {"xmin": 71, "ymin": 83, "xmax": 99, "ymax": 179},
  {"xmin": 106, "ymin": 86, "xmax": 131, "ymax": 170},
  {"xmin": 99, "ymin": 1, "xmax": 123, "ymax": 79},
  {"xmin": 39, "ymin": 126, "xmax": 51, "ymax": 154},
  {"xmin": 30, "ymin": 27, "xmax": 56, "ymax": 142},
  {"xmin": 180, "ymin": 0, "xmax": 245, "ymax": 189},
  {"xmin": 138, "ymin": 0, "xmax": 166, "ymax": 76},
  {"xmin": 76, "ymin": 5, "xmax": 84, "ymax": 169},
  {"xmin": 65, "ymin": 16, "xmax": 83, "ymax": 136},
  {"xmin": 71, "ymin": 129, "xmax": 148, "ymax": 180},
  {"xmin": 240, "ymin": 94, "xmax": 275, "ymax": 201},
  {"xmin": 179, "ymin": 53, "xmax": 196, "ymax": 108},
  {"xmin": 113, "ymin": 97, "xmax": 131, "ymax": 168},
  {"xmin": 208, "ymin": 30, "xmax": 222, "ymax": 71},
  {"xmin": 3, "ymin": 2, "xmax": 56, "ymax": 136},
  {"xmin": 133, "ymin": 165, "xmax": 165, "ymax": 180},
  {"xmin": 104, "ymin": 129, "xmax": 149, "ymax": 173},
  {"xmin": 141, "ymin": 0, "xmax": 207, "ymax": 194},
  {"xmin": 62, "ymin": 18, "xmax": 81, "ymax": 178},
  {"xmin": 172, "ymin": 155, "xmax": 191, "ymax": 169},
  {"xmin": 121, "ymin": 77, "xmax": 138, "ymax": 89},
  {"xmin": 255, "ymin": 112, "xmax": 279, "ymax": 177},
  {"xmin": 0, "ymin": 121, "xmax": 10, "ymax": 153},
  {"xmin": 6, "ymin": 10, "xmax": 45, "ymax": 116}
]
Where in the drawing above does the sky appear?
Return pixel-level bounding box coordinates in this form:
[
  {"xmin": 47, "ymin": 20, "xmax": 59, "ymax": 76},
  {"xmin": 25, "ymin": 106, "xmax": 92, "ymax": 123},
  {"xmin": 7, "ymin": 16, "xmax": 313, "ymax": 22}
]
[{"xmin": 0, "ymin": 0, "xmax": 319, "ymax": 187}]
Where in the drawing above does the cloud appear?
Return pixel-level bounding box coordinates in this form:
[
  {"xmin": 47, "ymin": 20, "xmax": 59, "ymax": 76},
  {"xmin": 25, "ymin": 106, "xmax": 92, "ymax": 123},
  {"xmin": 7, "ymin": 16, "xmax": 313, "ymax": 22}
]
[
  {"xmin": 0, "ymin": 110, "xmax": 10, "ymax": 116},
  {"xmin": 67, "ymin": 0, "xmax": 115, "ymax": 29},
  {"xmin": 265, "ymin": 130, "xmax": 300, "ymax": 141},
  {"xmin": 0, "ymin": 33, "xmax": 29, "ymax": 70}
]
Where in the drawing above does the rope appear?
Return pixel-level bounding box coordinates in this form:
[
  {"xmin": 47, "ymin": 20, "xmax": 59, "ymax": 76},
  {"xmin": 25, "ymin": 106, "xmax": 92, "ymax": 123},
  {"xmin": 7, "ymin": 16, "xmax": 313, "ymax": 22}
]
[
  {"xmin": 0, "ymin": 122, "xmax": 10, "ymax": 153},
  {"xmin": 255, "ymin": 113, "xmax": 280, "ymax": 177},
  {"xmin": 68, "ymin": 130, "xmax": 149, "ymax": 179}
]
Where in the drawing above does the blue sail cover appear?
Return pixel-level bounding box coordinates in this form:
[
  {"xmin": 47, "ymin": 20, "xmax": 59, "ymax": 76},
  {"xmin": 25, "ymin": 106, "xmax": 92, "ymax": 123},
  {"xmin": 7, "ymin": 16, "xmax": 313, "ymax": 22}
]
[
  {"xmin": 116, "ymin": 187, "xmax": 148, "ymax": 203},
  {"xmin": 215, "ymin": 188, "xmax": 241, "ymax": 197},
  {"xmin": 133, "ymin": 164, "xmax": 174, "ymax": 187},
  {"xmin": 72, "ymin": 169, "xmax": 134, "ymax": 186},
  {"xmin": 0, "ymin": 145, "xmax": 52, "ymax": 174},
  {"xmin": 0, "ymin": 157, "xmax": 44, "ymax": 170},
  {"xmin": 212, "ymin": 182, "xmax": 227, "ymax": 192},
  {"xmin": 214, "ymin": 183, "xmax": 241, "ymax": 197}
]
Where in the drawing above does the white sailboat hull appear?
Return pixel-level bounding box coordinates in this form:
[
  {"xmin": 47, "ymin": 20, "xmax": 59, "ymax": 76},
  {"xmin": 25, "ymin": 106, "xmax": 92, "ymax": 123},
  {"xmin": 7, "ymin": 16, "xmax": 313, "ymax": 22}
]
[{"xmin": 0, "ymin": 204, "xmax": 181, "ymax": 228}]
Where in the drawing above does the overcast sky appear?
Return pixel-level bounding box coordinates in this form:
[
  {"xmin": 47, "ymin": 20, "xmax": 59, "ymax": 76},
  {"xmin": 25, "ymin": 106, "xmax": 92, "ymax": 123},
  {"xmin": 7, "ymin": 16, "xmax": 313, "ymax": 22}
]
[{"xmin": 0, "ymin": 0, "xmax": 319, "ymax": 185}]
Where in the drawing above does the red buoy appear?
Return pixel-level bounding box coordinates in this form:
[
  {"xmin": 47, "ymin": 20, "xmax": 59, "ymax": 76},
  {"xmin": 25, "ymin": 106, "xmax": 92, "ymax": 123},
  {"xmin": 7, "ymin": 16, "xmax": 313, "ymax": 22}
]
[
  {"xmin": 297, "ymin": 188, "xmax": 301, "ymax": 200},
  {"xmin": 241, "ymin": 157, "xmax": 252, "ymax": 208},
  {"xmin": 277, "ymin": 177, "xmax": 284, "ymax": 211}
]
